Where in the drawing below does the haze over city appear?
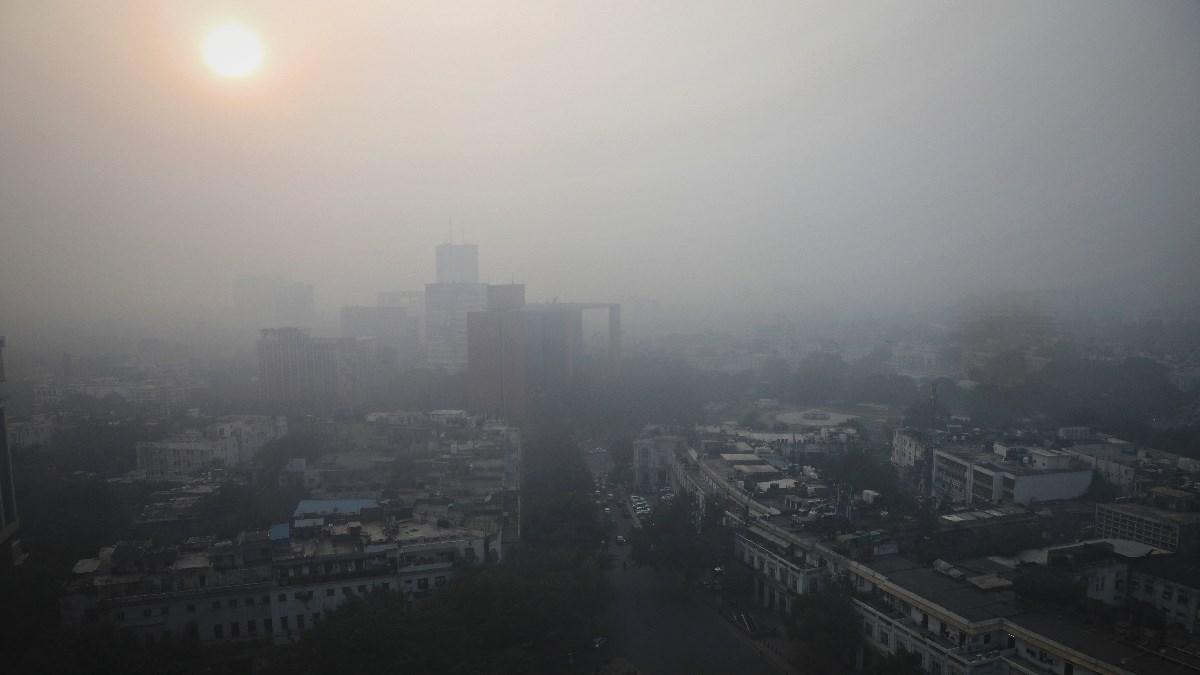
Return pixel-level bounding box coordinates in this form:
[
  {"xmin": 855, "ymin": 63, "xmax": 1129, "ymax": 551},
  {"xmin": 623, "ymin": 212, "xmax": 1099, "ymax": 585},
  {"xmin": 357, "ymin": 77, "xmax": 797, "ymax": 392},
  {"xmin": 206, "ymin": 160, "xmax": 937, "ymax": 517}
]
[
  {"xmin": 2, "ymin": 0, "xmax": 1198, "ymax": 338},
  {"xmin": 3, "ymin": 4, "xmax": 1200, "ymax": 674}
]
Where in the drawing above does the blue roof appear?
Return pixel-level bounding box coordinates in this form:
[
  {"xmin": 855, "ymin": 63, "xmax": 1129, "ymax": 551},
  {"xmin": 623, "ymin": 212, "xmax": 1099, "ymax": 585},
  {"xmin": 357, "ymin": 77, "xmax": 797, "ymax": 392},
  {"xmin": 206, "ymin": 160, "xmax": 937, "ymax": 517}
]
[
  {"xmin": 293, "ymin": 499, "xmax": 378, "ymax": 518},
  {"xmin": 269, "ymin": 523, "xmax": 290, "ymax": 542}
]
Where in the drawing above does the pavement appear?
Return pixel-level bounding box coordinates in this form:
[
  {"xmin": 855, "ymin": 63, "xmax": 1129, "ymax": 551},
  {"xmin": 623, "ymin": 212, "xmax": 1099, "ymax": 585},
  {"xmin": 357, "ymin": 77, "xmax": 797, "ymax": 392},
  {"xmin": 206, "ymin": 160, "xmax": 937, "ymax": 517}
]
[{"xmin": 582, "ymin": 466, "xmax": 801, "ymax": 675}]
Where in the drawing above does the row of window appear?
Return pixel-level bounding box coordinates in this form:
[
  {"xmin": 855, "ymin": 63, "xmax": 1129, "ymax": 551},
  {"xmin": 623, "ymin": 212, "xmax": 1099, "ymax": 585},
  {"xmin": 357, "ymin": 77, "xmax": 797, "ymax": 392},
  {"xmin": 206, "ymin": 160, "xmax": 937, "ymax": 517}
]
[{"xmin": 115, "ymin": 578, "xmax": 451, "ymax": 621}]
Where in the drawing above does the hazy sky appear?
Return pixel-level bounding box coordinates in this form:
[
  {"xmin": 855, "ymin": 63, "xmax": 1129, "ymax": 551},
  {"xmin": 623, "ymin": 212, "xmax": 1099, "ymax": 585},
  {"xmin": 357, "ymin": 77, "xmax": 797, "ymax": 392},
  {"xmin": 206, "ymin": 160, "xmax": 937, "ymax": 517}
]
[{"xmin": 2, "ymin": 1, "xmax": 1198, "ymax": 328}]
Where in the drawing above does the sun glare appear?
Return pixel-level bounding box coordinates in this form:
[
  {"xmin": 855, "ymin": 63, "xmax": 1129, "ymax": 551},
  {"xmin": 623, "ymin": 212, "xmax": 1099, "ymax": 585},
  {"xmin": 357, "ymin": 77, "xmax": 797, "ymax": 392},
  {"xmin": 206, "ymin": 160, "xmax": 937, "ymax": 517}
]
[{"xmin": 204, "ymin": 25, "xmax": 262, "ymax": 78}]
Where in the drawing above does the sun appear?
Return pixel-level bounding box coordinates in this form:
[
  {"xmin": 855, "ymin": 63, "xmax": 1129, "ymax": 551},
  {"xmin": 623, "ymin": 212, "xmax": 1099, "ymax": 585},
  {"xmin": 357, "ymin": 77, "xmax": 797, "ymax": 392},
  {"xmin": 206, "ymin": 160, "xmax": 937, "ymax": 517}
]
[{"xmin": 203, "ymin": 25, "xmax": 263, "ymax": 78}]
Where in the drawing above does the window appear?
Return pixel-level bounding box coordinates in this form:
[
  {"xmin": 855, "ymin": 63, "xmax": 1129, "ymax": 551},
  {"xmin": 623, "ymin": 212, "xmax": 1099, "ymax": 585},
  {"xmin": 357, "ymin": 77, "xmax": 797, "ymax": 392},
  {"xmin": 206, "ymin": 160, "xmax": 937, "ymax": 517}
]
[
  {"xmin": 326, "ymin": 589, "xmax": 335, "ymax": 597},
  {"xmin": 264, "ymin": 618, "xmax": 273, "ymax": 633},
  {"xmin": 212, "ymin": 601, "xmax": 222, "ymax": 610},
  {"xmin": 879, "ymin": 632, "xmax": 889, "ymax": 646},
  {"xmin": 186, "ymin": 604, "xmax": 196, "ymax": 613},
  {"xmin": 357, "ymin": 585, "xmax": 367, "ymax": 594},
  {"xmin": 262, "ymin": 595, "xmax": 270, "ymax": 605},
  {"xmin": 214, "ymin": 624, "xmax": 224, "ymax": 639},
  {"xmin": 143, "ymin": 609, "xmax": 152, "ymax": 618},
  {"xmin": 294, "ymin": 592, "xmax": 304, "ymax": 600},
  {"xmin": 313, "ymin": 612, "xmax": 320, "ymax": 624},
  {"xmin": 230, "ymin": 622, "xmax": 240, "ymax": 638},
  {"xmin": 246, "ymin": 597, "xmax": 255, "ymax": 606},
  {"xmin": 116, "ymin": 612, "xmax": 126, "ymax": 620},
  {"xmin": 1179, "ymin": 593, "xmax": 1190, "ymax": 604},
  {"xmin": 247, "ymin": 619, "xmax": 257, "ymax": 635},
  {"xmin": 418, "ymin": 578, "xmax": 429, "ymax": 590},
  {"xmin": 280, "ymin": 617, "xmax": 289, "ymax": 631},
  {"xmin": 343, "ymin": 586, "xmax": 353, "ymax": 596},
  {"xmin": 278, "ymin": 594, "xmax": 286, "ymax": 603},
  {"xmin": 230, "ymin": 599, "xmax": 238, "ymax": 608},
  {"xmin": 297, "ymin": 614, "xmax": 306, "ymax": 628}
]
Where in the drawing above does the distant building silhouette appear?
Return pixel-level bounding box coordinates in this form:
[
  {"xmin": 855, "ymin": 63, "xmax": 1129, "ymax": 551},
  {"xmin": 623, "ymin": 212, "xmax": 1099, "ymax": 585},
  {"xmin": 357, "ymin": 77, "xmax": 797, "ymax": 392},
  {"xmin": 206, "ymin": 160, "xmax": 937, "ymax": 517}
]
[
  {"xmin": 425, "ymin": 244, "xmax": 486, "ymax": 373},
  {"xmin": 340, "ymin": 305, "xmax": 420, "ymax": 368},
  {"xmin": 233, "ymin": 275, "xmax": 315, "ymax": 328},
  {"xmin": 435, "ymin": 243, "xmax": 479, "ymax": 283},
  {"xmin": 257, "ymin": 328, "xmax": 392, "ymax": 409},
  {"xmin": 468, "ymin": 298, "xmax": 621, "ymax": 421},
  {"xmin": 0, "ymin": 337, "xmax": 21, "ymax": 567}
]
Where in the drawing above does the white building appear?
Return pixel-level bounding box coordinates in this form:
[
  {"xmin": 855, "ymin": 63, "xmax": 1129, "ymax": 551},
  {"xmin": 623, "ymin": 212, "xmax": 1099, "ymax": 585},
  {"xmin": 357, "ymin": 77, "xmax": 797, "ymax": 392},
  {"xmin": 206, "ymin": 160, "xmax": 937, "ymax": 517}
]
[
  {"xmin": 136, "ymin": 416, "xmax": 287, "ymax": 479},
  {"xmin": 932, "ymin": 447, "xmax": 1091, "ymax": 506},
  {"xmin": 61, "ymin": 500, "xmax": 498, "ymax": 645}
]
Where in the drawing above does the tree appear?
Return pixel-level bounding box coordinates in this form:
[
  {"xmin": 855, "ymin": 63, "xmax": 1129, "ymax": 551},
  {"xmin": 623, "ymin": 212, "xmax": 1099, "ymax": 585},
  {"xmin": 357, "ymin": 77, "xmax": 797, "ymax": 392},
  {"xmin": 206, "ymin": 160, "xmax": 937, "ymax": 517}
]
[
  {"xmin": 629, "ymin": 494, "xmax": 728, "ymax": 581},
  {"xmin": 788, "ymin": 588, "xmax": 860, "ymax": 674}
]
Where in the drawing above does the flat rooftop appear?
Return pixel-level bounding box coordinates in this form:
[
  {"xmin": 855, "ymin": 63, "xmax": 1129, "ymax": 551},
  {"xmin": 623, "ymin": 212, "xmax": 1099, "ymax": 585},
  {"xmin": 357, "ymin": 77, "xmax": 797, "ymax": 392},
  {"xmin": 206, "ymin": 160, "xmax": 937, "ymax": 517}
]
[
  {"xmin": 1098, "ymin": 502, "xmax": 1200, "ymax": 526},
  {"xmin": 864, "ymin": 556, "xmax": 1022, "ymax": 624}
]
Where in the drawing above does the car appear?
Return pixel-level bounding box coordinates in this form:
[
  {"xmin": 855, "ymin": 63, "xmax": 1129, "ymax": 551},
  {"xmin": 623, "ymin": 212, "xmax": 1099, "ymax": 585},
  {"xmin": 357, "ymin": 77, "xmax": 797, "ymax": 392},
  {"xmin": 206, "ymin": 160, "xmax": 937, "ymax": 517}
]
[
  {"xmin": 603, "ymin": 507, "xmax": 611, "ymax": 514},
  {"xmin": 592, "ymin": 637, "xmax": 609, "ymax": 649},
  {"xmin": 615, "ymin": 535, "xmax": 626, "ymax": 545}
]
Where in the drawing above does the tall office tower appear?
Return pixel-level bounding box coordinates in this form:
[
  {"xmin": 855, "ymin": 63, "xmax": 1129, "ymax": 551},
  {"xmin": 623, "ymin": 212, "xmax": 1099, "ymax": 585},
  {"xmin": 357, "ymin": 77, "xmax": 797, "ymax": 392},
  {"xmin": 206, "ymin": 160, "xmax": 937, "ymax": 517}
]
[
  {"xmin": 425, "ymin": 282, "xmax": 488, "ymax": 373},
  {"xmin": 233, "ymin": 276, "xmax": 316, "ymax": 327},
  {"xmin": 425, "ymin": 244, "xmax": 487, "ymax": 373},
  {"xmin": 468, "ymin": 298, "xmax": 621, "ymax": 422},
  {"xmin": 468, "ymin": 286, "xmax": 528, "ymax": 419},
  {"xmin": 340, "ymin": 305, "xmax": 420, "ymax": 367},
  {"xmin": 435, "ymin": 243, "xmax": 479, "ymax": 283},
  {"xmin": 0, "ymin": 337, "xmax": 20, "ymax": 567},
  {"xmin": 257, "ymin": 328, "xmax": 392, "ymax": 408}
]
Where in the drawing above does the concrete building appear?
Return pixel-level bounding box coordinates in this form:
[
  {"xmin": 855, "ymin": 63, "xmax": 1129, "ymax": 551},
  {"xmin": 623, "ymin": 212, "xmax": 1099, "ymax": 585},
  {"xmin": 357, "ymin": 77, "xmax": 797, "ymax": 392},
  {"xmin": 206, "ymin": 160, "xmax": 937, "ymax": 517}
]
[
  {"xmin": 233, "ymin": 275, "xmax": 315, "ymax": 328},
  {"xmin": 33, "ymin": 379, "xmax": 195, "ymax": 413},
  {"xmin": 136, "ymin": 416, "xmax": 287, "ymax": 480},
  {"xmin": 61, "ymin": 499, "xmax": 498, "ymax": 645},
  {"xmin": 0, "ymin": 337, "xmax": 21, "ymax": 567},
  {"xmin": 257, "ymin": 328, "xmax": 393, "ymax": 408},
  {"xmin": 467, "ymin": 299, "xmax": 621, "ymax": 420},
  {"xmin": 435, "ymin": 243, "xmax": 479, "ymax": 284},
  {"xmin": 1094, "ymin": 502, "xmax": 1200, "ymax": 552},
  {"xmin": 932, "ymin": 446, "xmax": 1092, "ymax": 506},
  {"xmin": 340, "ymin": 305, "xmax": 420, "ymax": 368},
  {"xmin": 669, "ymin": 430, "xmax": 1200, "ymax": 675},
  {"xmin": 425, "ymin": 282, "xmax": 488, "ymax": 373}
]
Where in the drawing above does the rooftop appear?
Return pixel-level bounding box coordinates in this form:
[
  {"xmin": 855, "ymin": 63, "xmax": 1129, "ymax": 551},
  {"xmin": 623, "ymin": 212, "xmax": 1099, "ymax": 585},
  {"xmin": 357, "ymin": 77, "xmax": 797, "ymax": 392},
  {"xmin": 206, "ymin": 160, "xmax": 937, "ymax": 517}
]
[
  {"xmin": 865, "ymin": 555, "xmax": 1023, "ymax": 624},
  {"xmin": 1099, "ymin": 502, "xmax": 1200, "ymax": 526},
  {"xmin": 293, "ymin": 499, "xmax": 379, "ymax": 519}
]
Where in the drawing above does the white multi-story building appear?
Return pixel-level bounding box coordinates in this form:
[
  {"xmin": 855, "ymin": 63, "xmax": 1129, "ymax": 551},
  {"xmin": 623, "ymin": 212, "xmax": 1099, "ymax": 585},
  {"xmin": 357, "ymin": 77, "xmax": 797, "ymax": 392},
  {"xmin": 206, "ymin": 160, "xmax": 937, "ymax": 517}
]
[
  {"xmin": 932, "ymin": 447, "xmax": 1092, "ymax": 506},
  {"xmin": 670, "ymin": 433, "xmax": 1188, "ymax": 675},
  {"xmin": 61, "ymin": 499, "xmax": 498, "ymax": 645},
  {"xmin": 136, "ymin": 416, "xmax": 287, "ymax": 479}
]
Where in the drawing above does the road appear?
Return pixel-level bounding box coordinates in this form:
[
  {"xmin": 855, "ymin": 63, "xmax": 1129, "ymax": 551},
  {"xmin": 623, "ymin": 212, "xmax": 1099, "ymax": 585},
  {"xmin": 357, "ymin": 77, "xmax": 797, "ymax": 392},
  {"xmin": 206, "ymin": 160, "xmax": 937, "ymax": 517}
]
[{"xmin": 580, "ymin": 452, "xmax": 784, "ymax": 675}]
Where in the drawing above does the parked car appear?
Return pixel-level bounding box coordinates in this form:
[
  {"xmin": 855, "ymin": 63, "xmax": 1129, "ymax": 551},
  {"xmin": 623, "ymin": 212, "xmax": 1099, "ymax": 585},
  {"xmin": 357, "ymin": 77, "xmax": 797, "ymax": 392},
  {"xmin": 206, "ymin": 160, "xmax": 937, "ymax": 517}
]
[{"xmin": 592, "ymin": 637, "xmax": 609, "ymax": 649}]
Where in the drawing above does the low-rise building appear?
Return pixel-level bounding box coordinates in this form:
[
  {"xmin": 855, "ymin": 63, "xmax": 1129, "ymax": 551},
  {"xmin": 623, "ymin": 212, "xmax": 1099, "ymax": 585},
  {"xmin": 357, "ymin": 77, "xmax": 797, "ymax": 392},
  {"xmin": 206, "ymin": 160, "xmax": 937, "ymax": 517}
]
[
  {"xmin": 1094, "ymin": 502, "xmax": 1200, "ymax": 553},
  {"xmin": 932, "ymin": 446, "xmax": 1091, "ymax": 506},
  {"xmin": 61, "ymin": 499, "xmax": 498, "ymax": 645},
  {"xmin": 136, "ymin": 416, "xmax": 286, "ymax": 480}
]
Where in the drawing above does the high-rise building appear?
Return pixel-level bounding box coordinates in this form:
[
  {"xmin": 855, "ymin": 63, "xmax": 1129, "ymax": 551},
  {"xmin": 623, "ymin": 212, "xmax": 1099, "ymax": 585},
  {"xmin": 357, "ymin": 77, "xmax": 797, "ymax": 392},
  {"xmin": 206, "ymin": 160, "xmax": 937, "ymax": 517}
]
[
  {"xmin": 435, "ymin": 243, "xmax": 479, "ymax": 283},
  {"xmin": 0, "ymin": 337, "xmax": 21, "ymax": 567},
  {"xmin": 340, "ymin": 306, "xmax": 420, "ymax": 368},
  {"xmin": 233, "ymin": 276, "xmax": 315, "ymax": 328},
  {"xmin": 468, "ymin": 300, "xmax": 621, "ymax": 421},
  {"xmin": 425, "ymin": 244, "xmax": 486, "ymax": 373},
  {"xmin": 257, "ymin": 328, "xmax": 393, "ymax": 408},
  {"xmin": 425, "ymin": 283, "xmax": 488, "ymax": 373}
]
